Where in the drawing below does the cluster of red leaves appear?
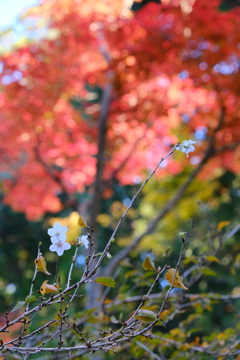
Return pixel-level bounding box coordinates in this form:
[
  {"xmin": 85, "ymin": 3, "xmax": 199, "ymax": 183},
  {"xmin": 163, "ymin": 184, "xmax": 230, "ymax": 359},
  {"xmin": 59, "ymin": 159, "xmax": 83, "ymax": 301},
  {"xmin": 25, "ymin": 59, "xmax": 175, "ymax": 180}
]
[{"xmin": 0, "ymin": 0, "xmax": 240, "ymax": 219}]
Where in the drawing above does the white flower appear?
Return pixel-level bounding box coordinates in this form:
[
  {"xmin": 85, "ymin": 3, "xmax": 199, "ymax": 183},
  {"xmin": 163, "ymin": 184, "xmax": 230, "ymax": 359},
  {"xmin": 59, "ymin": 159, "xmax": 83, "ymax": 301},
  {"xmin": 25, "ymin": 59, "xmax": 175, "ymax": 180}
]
[
  {"xmin": 176, "ymin": 140, "xmax": 196, "ymax": 157},
  {"xmin": 78, "ymin": 235, "xmax": 89, "ymax": 249},
  {"xmin": 49, "ymin": 239, "xmax": 71, "ymax": 256},
  {"xmin": 47, "ymin": 222, "xmax": 68, "ymax": 243},
  {"xmin": 47, "ymin": 222, "xmax": 70, "ymax": 256}
]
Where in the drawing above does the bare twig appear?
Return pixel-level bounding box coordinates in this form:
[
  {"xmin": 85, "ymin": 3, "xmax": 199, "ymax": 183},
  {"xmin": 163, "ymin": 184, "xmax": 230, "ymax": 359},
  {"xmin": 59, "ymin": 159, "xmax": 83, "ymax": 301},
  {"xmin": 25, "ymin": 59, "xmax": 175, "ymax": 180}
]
[
  {"xmin": 93, "ymin": 143, "xmax": 179, "ymax": 278},
  {"xmin": 136, "ymin": 340, "xmax": 162, "ymax": 360},
  {"xmin": 103, "ymin": 107, "xmax": 226, "ymax": 277}
]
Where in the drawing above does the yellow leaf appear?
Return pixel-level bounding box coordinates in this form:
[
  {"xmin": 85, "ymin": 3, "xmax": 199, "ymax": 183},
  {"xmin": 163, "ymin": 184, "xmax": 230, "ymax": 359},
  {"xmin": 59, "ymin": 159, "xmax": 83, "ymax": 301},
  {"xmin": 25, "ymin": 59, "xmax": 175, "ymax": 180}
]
[
  {"xmin": 142, "ymin": 256, "xmax": 157, "ymax": 271},
  {"xmin": 170, "ymin": 328, "xmax": 185, "ymax": 338},
  {"xmin": 178, "ymin": 343, "xmax": 192, "ymax": 351},
  {"xmin": 234, "ymin": 254, "xmax": 240, "ymax": 268},
  {"xmin": 183, "ymin": 255, "xmax": 198, "ymax": 265},
  {"xmin": 205, "ymin": 255, "xmax": 220, "ymax": 264},
  {"xmin": 97, "ymin": 214, "xmax": 112, "ymax": 227},
  {"xmin": 159, "ymin": 309, "xmax": 170, "ymax": 321},
  {"xmin": 35, "ymin": 254, "xmax": 51, "ymax": 275},
  {"xmin": 232, "ymin": 287, "xmax": 240, "ymax": 296},
  {"xmin": 40, "ymin": 281, "xmax": 58, "ymax": 296},
  {"xmin": 199, "ymin": 267, "xmax": 216, "ymax": 276},
  {"xmin": 66, "ymin": 237, "xmax": 78, "ymax": 245},
  {"xmin": 217, "ymin": 221, "xmax": 230, "ymax": 230},
  {"xmin": 78, "ymin": 214, "xmax": 89, "ymax": 228},
  {"xmin": 165, "ymin": 268, "xmax": 188, "ymax": 290}
]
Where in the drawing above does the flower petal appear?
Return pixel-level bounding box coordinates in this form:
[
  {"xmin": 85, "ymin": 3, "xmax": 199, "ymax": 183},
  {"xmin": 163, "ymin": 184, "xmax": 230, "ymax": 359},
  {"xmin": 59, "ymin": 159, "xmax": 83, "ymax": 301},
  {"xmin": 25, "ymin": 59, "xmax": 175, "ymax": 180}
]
[
  {"xmin": 50, "ymin": 235, "xmax": 60, "ymax": 244},
  {"xmin": 63, "ymin": 242, "xmax": 71, "ymax": 250},
  {"xmin": 83, "ymin": 240, "xmax": 89, "ymax": 249},
  {"xmin": 79, "ymin": 235, "xmax": 89, "ymax": 249},
  {"xmin": 47, "ymin": 228, "xmax": 55, "ymax": 236},
  {"xmin": 56, "ymin": 247, "xmax": 64, "ymax": 256},
  {"xmin": 58, "ymin": 234, "xmax": 67, "ymax": 241},
  {"xmin": 182, "ymin": 140, "xmax": 189, "ymax": 147},
  {"xmin": 53, "ymin": 222, "xmax": 61, "ymax": 230},
  {"xmin": 61, "ymin": 225, "xmax": 68, "ymax": 233},
  {"xmin": 50, "ymin": 244, "xmax": 58, "ymax": 252}
]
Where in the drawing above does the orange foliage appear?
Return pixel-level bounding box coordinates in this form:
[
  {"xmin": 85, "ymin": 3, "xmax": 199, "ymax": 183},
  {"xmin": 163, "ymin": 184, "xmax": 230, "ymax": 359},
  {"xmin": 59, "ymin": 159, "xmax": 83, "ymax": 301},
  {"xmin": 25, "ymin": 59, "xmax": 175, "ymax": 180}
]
[{"xmin": 0, "ymin": 0, "xmax": 240, "ymax": 218}]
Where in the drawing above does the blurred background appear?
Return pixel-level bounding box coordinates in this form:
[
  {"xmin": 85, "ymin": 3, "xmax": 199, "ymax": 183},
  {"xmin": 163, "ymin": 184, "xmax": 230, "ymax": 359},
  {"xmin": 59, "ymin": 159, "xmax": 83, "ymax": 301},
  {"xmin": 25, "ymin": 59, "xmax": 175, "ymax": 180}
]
[{"xmin": 0, "ymin": 0, "xmax": 240, "ymax": 357}]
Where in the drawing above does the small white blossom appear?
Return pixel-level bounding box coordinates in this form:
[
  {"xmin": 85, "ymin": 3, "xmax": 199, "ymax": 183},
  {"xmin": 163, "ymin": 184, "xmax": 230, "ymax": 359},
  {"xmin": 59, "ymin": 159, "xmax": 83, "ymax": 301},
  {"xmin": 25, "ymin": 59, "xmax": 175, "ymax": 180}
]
[
  {"xmin": 49, "ymin": 239, "xmax": 71, "ymax": 256},
  {"xmin": 176, "ymin": 140, "xmax": 196, "ymax": 157},
  {"xmin": 47, "ymin": 222, "xmax": 70, "ymax": 256},
  {"xmin": 106, "ymin": 252, "xmax": 112, "ymax": 259},
  {"xmin": 47, "ymin": 222, "xmax": 68, "ymax": 243},
  {"xmin": 78, "ymin": 235, "xmax": 89, "ymax": 249}
]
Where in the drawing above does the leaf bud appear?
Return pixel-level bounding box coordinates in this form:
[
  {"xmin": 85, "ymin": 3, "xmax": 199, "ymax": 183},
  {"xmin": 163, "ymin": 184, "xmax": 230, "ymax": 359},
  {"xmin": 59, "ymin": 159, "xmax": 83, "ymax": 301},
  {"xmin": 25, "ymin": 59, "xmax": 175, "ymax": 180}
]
[
  {"xmin": 179, "ymin": 232, "xmax": 186, "ymax": 237},
  {"xmin": 94, "ymin": 252, "xmax": 103, "ymax": 257}
]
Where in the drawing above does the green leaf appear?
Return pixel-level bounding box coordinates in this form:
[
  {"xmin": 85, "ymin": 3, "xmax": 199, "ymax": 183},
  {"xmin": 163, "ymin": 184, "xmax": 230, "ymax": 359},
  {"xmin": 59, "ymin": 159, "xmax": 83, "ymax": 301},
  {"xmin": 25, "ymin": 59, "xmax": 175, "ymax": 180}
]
[
  {"xmin": 110, "ymin": 315, "xmax": 119, "ymax": 324},
  {"xmin": 95, "ymin": 277, "xmax": 116, "ymax": 287},
  {"xmin": 205, "ymin": 255, "xmax": 220, "ymax": 264},
  {"xmin": 25, "ymin": 295, "xmax": 37, "ymax": 303},
  {"xmin": 199, "ymin": 267, "xmax": 216, "ymax": 276},
  {"xmin": 134, "ymin": 309, "xmax": 157, "ymax": 322},
  {"xmin": 119, "ymin": 313, "xmax": 123, "ymax": 322},
  {"xmin": 10, "ymin": 301, "xmax": 26, "ymax": 313},
  {"xmin": 187, "ymin": 328, "xmax": 202, "ymax": 335},
  {"xmin": 142, "ymin": 256, "xmax": 156, "ymax": 271},
  {"xmin": 184, "ymin": 255, "xmax": 198, "ymax": 265}
]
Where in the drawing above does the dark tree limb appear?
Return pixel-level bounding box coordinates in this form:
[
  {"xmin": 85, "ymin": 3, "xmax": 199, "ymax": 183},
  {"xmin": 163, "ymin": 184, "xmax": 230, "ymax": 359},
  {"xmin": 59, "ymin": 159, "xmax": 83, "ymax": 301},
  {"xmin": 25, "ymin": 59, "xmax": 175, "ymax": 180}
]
[{"xmin": 90, "ymin": 82, "xmax": 112, "ymax": 232}]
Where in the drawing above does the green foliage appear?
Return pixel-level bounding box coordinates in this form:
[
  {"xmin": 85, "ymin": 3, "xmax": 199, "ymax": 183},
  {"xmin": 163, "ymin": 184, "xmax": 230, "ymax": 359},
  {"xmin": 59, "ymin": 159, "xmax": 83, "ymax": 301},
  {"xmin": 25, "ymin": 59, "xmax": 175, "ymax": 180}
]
[
  {"xmin": 95, "ymin": 277, "xmax": 116, "ymax": 287},
  {"xmin": 219, "ymin": 0, "xmax": 240, "ymax": 11},
  {"xmin": 134, "ymin": 309, "xmax": 157, "ymax": 322},
  {"xmin": 10, "ymin": 301, "xmax": 26, "ymax": 313}
]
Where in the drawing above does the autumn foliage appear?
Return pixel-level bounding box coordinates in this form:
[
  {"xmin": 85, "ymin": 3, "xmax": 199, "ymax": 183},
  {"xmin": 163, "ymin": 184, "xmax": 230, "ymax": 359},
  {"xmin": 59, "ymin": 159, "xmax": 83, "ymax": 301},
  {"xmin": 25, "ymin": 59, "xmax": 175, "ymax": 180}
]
[
  {"xmin": 0, "ymin": 0, "xmax": 240, "ymax": 220},
  {"xmin": 0, "ymin": 1, "xmax": 240, "ymax": 357}
]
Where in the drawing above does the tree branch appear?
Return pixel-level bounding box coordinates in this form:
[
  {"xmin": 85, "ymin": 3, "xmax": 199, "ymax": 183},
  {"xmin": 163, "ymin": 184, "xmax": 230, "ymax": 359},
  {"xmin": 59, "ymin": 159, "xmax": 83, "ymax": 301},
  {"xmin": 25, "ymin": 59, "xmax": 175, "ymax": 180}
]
[
  {"xmin": 103, "ymin": 107, "xmax": 226, "ymax": 277},
  {"xmin": 90, "ymin": 82, "xmax": 112, "ymax": 232}
]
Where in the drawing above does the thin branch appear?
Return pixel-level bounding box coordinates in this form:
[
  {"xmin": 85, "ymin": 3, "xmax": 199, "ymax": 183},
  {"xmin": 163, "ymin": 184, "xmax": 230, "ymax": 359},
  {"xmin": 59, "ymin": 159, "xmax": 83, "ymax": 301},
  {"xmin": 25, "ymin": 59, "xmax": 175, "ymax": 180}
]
[
  {"xmin": 104, "ymin": 291, "xmax": 240, "ymax": 308},
  {"xmin": 151, "ymin": 334, "xmax": 227, "ymax": 356},
  {"xmin": 25, "ymin": 242, "xmax": 41, "ymax": 312},
  {"xmin": 93, "ymin": 144, "xmax": 179, "ymax": 277},
  {"xmin": 104, "ymin": 121, "xmax": 153, "ymax": 187},
  {"xmin": 136, "ymin": 341, "xmax": 162, "ymax": 360},
  {"xmin": 103, "ymin": 158, "xmax": 204, "ymax": 277},
  {"xmin": 125, "ymin": 266, "xmax": 166, "ymax": 327},
  {"xmin": 103, "ymin": 107, "xmax": 226, "ymax": 277},
  {"xmin": 34, "ymin": 145, "xmax": 71, "ymax": 206},
  {"xmin": 66, "ymin": 240, "xmax": 81, "ymax": 288},
  {"xmin": 156, "ymin": 236, "xmax": 186, "ymax": 319}
]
